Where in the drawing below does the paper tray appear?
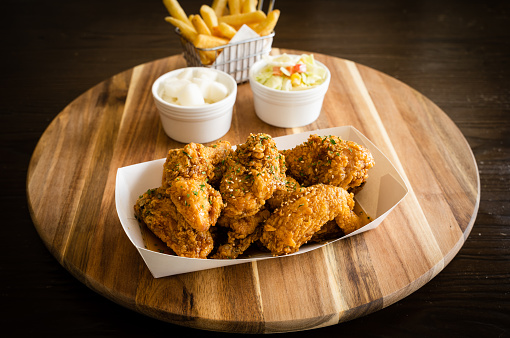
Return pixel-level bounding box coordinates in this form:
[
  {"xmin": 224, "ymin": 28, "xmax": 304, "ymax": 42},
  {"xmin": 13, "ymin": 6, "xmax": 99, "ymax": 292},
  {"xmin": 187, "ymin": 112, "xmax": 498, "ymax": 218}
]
[{"xmin": 115, "ymin": 126, "xmax": 408, "ymax": 278}]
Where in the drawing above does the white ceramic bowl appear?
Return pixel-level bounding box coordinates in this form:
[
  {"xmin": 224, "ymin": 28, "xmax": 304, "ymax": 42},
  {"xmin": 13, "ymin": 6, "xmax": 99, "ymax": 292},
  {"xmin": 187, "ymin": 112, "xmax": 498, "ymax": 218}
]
[
  {"xmin": 152, "ymin": 67, "xmax": 237, "ymax": 143},
  {"xmin": 249, "ymin": 56, "xmax": 331, "ymax": 128}
]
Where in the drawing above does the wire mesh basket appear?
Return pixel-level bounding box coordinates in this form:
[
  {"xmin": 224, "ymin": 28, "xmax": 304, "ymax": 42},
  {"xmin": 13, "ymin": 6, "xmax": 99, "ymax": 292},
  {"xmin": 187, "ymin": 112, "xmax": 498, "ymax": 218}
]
[
  {"xmin": 176, "ymin": 29, "xmax": 274, "ymax": 84},
  {"xmin": 175, "ymin": 0, "xmax": 276, "ymax": 83}
]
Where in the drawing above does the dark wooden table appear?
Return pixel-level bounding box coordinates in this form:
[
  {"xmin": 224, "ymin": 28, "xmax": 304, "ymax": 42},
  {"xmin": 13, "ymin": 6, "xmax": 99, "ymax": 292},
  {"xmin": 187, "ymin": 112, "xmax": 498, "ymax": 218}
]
[{"xmin": 2, "ymin": 0, "xmax": 508, "ymax": 336}]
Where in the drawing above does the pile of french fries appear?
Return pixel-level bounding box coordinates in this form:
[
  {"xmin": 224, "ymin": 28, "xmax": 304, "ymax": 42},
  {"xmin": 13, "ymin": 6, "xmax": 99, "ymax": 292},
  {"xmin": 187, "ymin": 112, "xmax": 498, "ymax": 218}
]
[{"xmin": 163, "ymin": 0, "xmax": 280, "ymax": 65}]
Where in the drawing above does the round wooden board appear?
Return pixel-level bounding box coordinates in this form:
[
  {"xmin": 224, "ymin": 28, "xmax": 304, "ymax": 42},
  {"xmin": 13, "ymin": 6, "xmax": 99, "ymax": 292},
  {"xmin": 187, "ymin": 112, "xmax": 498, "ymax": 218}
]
[{"xmin": 27, "ymin": 49, "xmax": 479, "ymax": 333}]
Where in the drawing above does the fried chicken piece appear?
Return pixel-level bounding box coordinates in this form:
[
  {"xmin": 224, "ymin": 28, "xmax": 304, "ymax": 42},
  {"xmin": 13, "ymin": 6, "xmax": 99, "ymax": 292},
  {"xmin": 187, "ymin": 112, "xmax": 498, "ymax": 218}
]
[
  {"xmin": 220, "ymin": 133, "xmax": 286, "ymax": 219},
  {"xmin": 266, "ymin": 176, "xmax": 301, "ymax": 211},
  {"xmin": 335, "ymin": 207, "xmax": 364, "ymax": 235},
  {"xmin": 309, "ymin": 220, "xmax": 345, "ymax": 243},
  {"xmin": 260, "ymin": 184, "xmax": 357, "ymax": 256},
  {"xmin": 217, "ymin": 209, "xmax": 271, "ymax": 238},
  {"xmin": 282, "ymin": 134, "xmax": 375, "ymax": 191},
  {"xmin": 162, "ymin": 140, "xmax": 232, "ymax": 187},
  {"xmin": 134, "ymin": 187, "xmax": 214, "ymax": 259},
  {"xmin": 309, "ymin": 202, "xmax": 365, "ymax": 243},
  {"xmin": 167, "ymin": 177, "xmax": 223, "ymax": 232},
  {"xmin": 207, "ymin": 141, "xmax": 234, "ymax": 188},
  {"xmin": 160, "ymin": 141, "xmax": 230, "ymax": 232},
  {"xmin": 212, "ymin": 209, "xmax": 271, "ymax": 259},
  {"xmin": 309, "ymin": 204, "xmax": 364, "ymax": 242},
  {"xmin": 212, "ymin": 226, "xmax": 262, "ymax": 259}
]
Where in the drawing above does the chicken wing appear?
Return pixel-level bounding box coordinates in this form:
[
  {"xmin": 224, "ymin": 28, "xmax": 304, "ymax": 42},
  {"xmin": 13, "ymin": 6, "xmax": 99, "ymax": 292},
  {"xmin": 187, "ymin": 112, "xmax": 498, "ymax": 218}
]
[
  {"xmin": 220, "ymin": 133, "xmax": 286, "ymax": 219},
  {"xmin": 167, "ymin": 177, "xmax": 223, "ymax": 232},
  {"xmin": 212, "ymin": 209, "xmax": 271, "ymax": 259},
  {"xmin": 134, "ymin": 187, "xmax": 214, "ymax": 259},
  {"xmin": 260, "ymin": 184, "xmax": 357, "ymax": 256},
  {"xmin": 335, "ymin": 208, "xmax": 364, "ymax": 235},
  {"xmin": 162, "ymin": 140, "xmax": 232, "ymax": 187},
  {"xmin": 266, "ymin": 176, "xmax": 301, "ymax": 211},
  {"xmin": 282, "ymin": 134, "xmax": 375, "ymax": 191},
  {"xmin": 217, "ymin": 209, "xmax": 271, "ymax": 239},
  {"xmin": 309, "ymin": 220, "xmax": 345, "ymax": 243},
  {"xmin": 161, "ymin": 140, "xmax": 230, "ymax": 232},
  {"xmin": 309, "ymin": 208, "xmax": 364, "ymax": 242}
]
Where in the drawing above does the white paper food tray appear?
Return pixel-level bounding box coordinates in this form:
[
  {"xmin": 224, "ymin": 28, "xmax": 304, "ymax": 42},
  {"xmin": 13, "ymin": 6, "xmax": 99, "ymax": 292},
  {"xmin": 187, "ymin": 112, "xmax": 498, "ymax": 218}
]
[{"xmin": 115, "ymin": 126, "xmax": 408, "ymax": 278}]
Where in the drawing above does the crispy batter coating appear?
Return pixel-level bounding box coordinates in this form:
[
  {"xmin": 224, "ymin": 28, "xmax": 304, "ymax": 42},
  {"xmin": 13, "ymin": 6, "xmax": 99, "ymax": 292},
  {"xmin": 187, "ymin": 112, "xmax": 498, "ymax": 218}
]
[
  {"xmin": 167, "ymin": 177, "xmax": 223, "ymax": 232},
  {"xmin": 266, "ymin": 176, "xmax": 301, "ymax": 211},
  {"xmin": 309, "ymin": 205, "xmax": 364, "ymax": 242},
  {"xmin": 220, "ymin": 133, "xmax": 286, "ymax": 219},
  {"xmin": 212, "ymin": 209, "xmax": 271, "ymax": 259},
  {"xmin": 207, "ymin": 141, "xmax": 234, "ymax": 188},
  {"xmin": 260, "ymin": 184, "xmax": 357, "ymax": 256},
  {"xmin": 309, "ymin": 220, "xmax": 345, "ymax": 243},
  {"xmin": 217, "ymin": 209, "xmax": 271, "ymax": 238},
  {"xmin": 134, "ymin": 187, "xmax": 214, "ymax": 259},
  {"xmin": 160, "ymin": 141, "xmax": 229, "ymax": 233},
  {"xmin": 282, "ymin": 134, "xmax": 375, "ymax": 191},
  {"xmin": 162, "ymin": 140, "xmax": 232, "ymax": 187},
  {"xmin": 212, "ymin": 227, "xmax": 263, "ymax": 260},
  {"xmin": 335, "ymin": 208, "xmax": 363, "ymax": 235}
]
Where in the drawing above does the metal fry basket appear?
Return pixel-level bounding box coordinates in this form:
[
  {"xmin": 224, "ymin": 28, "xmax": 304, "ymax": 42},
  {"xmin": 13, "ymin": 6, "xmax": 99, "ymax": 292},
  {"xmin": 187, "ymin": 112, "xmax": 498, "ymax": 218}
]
[{"xmin": 175, "ymin": 0, "xmax": 276, "ymax": 83}]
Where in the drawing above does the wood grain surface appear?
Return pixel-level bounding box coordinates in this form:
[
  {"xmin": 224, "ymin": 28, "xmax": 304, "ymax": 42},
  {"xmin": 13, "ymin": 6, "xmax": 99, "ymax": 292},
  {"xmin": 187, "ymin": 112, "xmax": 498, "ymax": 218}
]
[{"xmin": 26, "ymin": 49, "xmax": 478, "ymax": 333}]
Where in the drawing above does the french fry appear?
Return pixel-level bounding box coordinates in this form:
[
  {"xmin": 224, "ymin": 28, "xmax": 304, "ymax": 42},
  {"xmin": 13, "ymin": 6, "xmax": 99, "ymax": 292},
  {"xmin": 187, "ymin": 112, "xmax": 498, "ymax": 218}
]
[
  {"xmin": 194, "ymin": 34, "xmax": 229, "ymax": 49},
  {"xmin": 212, "ymin": 0, "xmax": 228, "ymax": 17},
  {"xmin": 247, "ymin": 22, "xmax": 260, "ymax": 30},
  {"xmin": 192, "ymin": 14, "xmax": 212, "ymax": 35},
  {"xmin": 212, "ymin": 22, "xmax": 238, "ymax": 39},
  {"xmin": 200, "ymin": 4, "xmax": 218, "ymax": 30},
  {"xmin": 241, "ymin": 0, "xmax": 257, "ymax": 13},
  {"xmin": 197, "ymin": 50, "xmax": 214, "ymax": 65},
  {"xmin": 162, "ymin": 0, "xmax": 193, "ymax": 28},
  {"xmin": 194, "ymin": 34, "xmax": 229, "ymax": 64},
  {"xmin": 254, "ymin": 9, "xmax": 280, "ymax": 37},
  {"xmin": 218, "ymin": 10, "xmax": 266, "ymax": 29},
  {"xmin": 165, "ymin": 16, "xmax": 198, "ymax": 42},
  {"xmin": 228, "ymin": 0, "xmax": 241, "ymax": 15},
  {"xmin": 162, "ymin": 0, "xmax": 279, "ymax": 66}
]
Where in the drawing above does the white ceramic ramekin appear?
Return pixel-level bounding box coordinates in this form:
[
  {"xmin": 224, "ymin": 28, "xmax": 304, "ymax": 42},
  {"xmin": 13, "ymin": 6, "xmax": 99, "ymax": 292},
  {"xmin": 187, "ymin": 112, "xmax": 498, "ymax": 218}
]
[
  {"xmin": 152, "ymin": 67, "xmax": 237, "ymax": 143},
  {"xmin": 249, "ymin": 56, "xmax": 331, "ymax": 128}
]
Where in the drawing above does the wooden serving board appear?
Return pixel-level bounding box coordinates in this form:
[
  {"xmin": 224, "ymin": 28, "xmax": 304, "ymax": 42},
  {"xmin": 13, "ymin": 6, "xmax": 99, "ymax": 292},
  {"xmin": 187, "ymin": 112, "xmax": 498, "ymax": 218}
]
[{"xmin": 27, "ymin": 49, "xmax": 479, "ymax": 333}]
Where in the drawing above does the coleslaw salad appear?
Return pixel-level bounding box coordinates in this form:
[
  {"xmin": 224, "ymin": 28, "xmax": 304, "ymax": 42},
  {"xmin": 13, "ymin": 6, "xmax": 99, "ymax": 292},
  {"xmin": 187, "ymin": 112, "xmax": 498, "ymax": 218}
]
[{"xmin": 254, "ymin": 54, "xmax": 327, "ymax": 91}]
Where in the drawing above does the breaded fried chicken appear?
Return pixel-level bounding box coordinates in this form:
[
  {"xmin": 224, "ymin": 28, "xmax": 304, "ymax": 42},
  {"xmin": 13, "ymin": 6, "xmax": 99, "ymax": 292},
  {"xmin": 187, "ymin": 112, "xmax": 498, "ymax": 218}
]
[
  {"xmin": 160, "ymin": 141, "xmax": 230, "ymax": 232},
  {"xmin": 134, "ymin": 187, "xmax": 214, "ymax": 259},
  {"xmin": 212, "ymin": 227, "xmax": 262, "ymax": 260},
  {"xmin": 133, "ymin": 133, "xmax": 373, "ymax": 260},
  {"xmin": 266, "ymin": 176, "xmax": 301, "ymax": 211},
  {"xmin": 212, "ymin": 209, "xmax": 271, "ymax": 259},
  {"xmin": 162, "ymin": 140, "xmax": 232, "ymax": 187},
  {"xmin": 212, "ymin": 194, "xmax": 272, "ymax": 259},
  {"xmin": 335, "ymin": 208, "xmax": 364, "ymax": 235},
  {"xmin": 217, "ymin": 209, "xmax": 271, "ymax": 239},
  {"xmin": 309, "ymin": 220, "xmax": 345, "ymax": 243},
  {"xmin": 282, "ymin": 134, "xmax": 375, "ymax": 191},
  {"xmin": 167, "ymin": 177, "xmax": 223, "ymax": 232},
  {"xmin": 260, "ymin": 184, "xmax": 357, "ymax": 256},
  {"xmin": 220, "ymin": 133, "xmax": 286, "ymax": 219}
]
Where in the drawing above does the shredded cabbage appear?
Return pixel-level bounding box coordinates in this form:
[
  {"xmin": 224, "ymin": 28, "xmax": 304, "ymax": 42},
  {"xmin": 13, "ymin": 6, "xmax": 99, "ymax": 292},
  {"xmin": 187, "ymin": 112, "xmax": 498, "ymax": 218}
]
[{"xmin": 254, "ymin": 54, "xmax": 327, "ymax": 91}]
